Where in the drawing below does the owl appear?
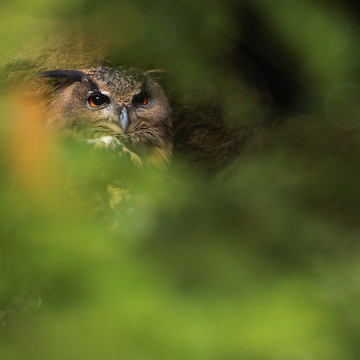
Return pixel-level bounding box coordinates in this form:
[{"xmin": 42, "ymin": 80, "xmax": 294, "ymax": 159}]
[
  {"xmin": 39, "ymin": 67, "xmax": 173, "ymax": 170},
  {"xmin": 38, "ymin": 67, "xmax": 173, "ymax": 210}
]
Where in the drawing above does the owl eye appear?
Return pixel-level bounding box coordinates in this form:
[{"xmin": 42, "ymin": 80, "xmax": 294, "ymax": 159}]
[
  {"xmin": 88, "ymin": 94, "xmax": 109, "ymax": 107},
  {"xmin": 133, "ymin": 92, "xmax": 148, "ymax": 105}
]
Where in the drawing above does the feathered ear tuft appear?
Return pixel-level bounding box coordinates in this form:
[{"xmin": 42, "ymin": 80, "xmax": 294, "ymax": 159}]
[
  {"xmin": 146, "ymin": 69, "xmax": 171, "ymax": 83},
  {"xmin": 37, "ymin": 70, "xmax": 84, "ymax": 82},
  {"xmin": 146, "ymin": 70, "xmax": 167, "ymax": 81},
  {"xmin": 146, "ymin": 69, "xmax": 166, "ymax": 75}
]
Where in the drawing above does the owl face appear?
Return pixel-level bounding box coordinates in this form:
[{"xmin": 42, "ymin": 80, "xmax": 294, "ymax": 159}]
[{"xmin": 40, "ymin": 67, "xmax": 173, "ymax": 168}]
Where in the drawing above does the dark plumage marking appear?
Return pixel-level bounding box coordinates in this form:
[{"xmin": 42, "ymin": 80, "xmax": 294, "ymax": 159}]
[
  {"xmin": 38, "ymin": 70, "xmax": 84, "ymax": 82},
  {"xmin": 39, "ymin": 69, "xmax": 100, "ymax": 92}
]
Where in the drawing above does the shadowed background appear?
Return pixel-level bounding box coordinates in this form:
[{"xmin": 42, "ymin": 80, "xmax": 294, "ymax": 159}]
[{"xmin": 1, "ymin": 0, "xmax": 360, "ymax": 359}]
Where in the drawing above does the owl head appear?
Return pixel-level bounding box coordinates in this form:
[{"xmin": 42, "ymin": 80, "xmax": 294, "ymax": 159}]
[{"xmin": 40, "ymin": 67, "xmax": 173, "ymax": 169}]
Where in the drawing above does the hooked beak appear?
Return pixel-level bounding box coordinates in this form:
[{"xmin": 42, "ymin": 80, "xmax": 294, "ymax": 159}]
[{"xmin": 119, "ymin": 105, "xmax": 130, "ymax": 132}]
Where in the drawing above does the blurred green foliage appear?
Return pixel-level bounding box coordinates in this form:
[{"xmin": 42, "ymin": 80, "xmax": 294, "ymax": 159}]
[{"xmin": 1, "ymin": 0, "xmax": 360, "ymax": 359}]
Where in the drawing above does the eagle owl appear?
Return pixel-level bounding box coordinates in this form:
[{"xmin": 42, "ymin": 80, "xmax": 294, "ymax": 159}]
[
  {"xmin": 40, "ymin": 67, "xmax": 173, "ymax": 170},
  {"xmin": 40, "ymin": 67, "xmax": 173, "ymax": 209}
]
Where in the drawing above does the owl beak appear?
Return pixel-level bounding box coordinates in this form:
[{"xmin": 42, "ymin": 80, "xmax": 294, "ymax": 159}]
[{"xmin": 119, "ymin": 106, "xmax": 130, "ymax": 132}]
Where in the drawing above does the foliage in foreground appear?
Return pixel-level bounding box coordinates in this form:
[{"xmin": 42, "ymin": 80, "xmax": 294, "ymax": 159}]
[{"xmin": 0, "ymin": 100, "xmax": 360, "ymax": 360}]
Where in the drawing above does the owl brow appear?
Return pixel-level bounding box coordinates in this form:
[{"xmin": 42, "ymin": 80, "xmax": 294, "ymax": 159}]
[
  {"xmin": 135, "ymin": 84, "xmax": 149, "ymax": 96},
  {"xmin": 84, "ymin": 75, "xmax": 100, "ymax": 92}
]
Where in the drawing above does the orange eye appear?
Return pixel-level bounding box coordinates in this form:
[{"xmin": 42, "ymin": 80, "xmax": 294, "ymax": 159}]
[
  {"xmin": 133, "ymin": 92, "xmax": 148, "ymax": 105},
  {"xmin": 88, "ymin": 94, "xmax": 109, "ymax": 107}
]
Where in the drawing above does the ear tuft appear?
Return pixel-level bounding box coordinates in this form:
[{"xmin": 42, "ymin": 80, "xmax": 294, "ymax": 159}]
[
  {"xmin": 38, "ymin": 70, "xmax": 84, "ymax": 82},
  {"xmin": 147, "ymin": 69, "xmax": 166, "ymax": 75}
]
